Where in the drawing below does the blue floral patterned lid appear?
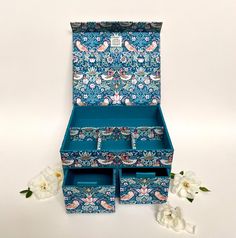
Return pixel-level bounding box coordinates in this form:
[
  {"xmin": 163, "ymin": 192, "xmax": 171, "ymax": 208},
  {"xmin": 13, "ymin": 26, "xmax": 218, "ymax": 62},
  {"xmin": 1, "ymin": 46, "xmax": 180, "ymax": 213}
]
[{"xmin": 71, "ymin": 22, "xmax": 162, "ymax": 106}]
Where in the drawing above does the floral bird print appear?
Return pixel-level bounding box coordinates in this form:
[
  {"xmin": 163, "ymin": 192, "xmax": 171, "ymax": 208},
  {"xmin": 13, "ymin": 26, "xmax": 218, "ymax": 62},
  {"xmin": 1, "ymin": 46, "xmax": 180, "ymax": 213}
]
[
  {"xmin": 97, "ymin": 41, "xmax": 109, "ymax": 52},
  {"xmin": 118, "ymin": 69, "xmax": 132, "ymax": 81},
  {"xmin": 146, "ymin": 41, "xmax": 158, "ymax": 52},
  {"xmin": 121, "ymin": 191, "xmax": 134, "ymax": 201},
  {"xmin": 100, "ymin": 200, "xmax": 114, "ymax": 211},
  {"xmin": 66, "ymin": 200, "xmax": 80, "ymax": 210},
  {"xmin": 154, "ymin": 191, "xmax": 167, "ymax": 201},
  {"xmin": 75, "ymin": 40, "xmax": 88, "ymax": 52},
  {"xmin": 124, "ymin": 41, "xmax": 137, "ymax": 52}
]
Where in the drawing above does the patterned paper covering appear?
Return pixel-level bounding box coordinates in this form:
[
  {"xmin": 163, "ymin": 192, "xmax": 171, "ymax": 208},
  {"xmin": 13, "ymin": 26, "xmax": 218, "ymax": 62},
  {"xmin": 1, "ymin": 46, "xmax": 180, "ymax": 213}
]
[
  {"xmin": 120, "ymin": 176, "xmax": 169, "ymax": 204},
  {"xmin": 61, "ymin": 150, "xmax": 173, "ymax": 168},
  {"xmin": 70, "ymin": 126, "xmax": 164, "ymax": 141},
  {"xmin": 71, "ymin": 22, "xmax": 162, "ymax": 106},
  {"xmin": 63, "ymin": 186, "xmax": 115, "ymax": 213}
]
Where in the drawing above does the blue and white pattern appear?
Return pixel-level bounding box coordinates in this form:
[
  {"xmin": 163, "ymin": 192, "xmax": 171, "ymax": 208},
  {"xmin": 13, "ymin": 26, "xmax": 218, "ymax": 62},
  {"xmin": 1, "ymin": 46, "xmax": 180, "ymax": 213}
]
[
  {"xmin": 63, "ymin": 186, "xmax": 115, "ymax": 213},
  {"xmin": 120, "ymin": 177, "xmax": 169, "ymax": 204},
  {"xmin": 70, "ymin": 126, "xmax": 164, "ymax": 141},
  {"xmin": 72, "ymin": 22, "xmax": 161, "ymax": 106},
  {"xmin": 60, "ymin": 150, "xmax": 173, "ymax": 168}
]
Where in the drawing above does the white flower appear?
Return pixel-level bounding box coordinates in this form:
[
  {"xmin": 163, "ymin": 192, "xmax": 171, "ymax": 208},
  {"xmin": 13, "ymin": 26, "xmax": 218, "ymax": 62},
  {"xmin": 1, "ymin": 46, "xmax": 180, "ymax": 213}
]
[
  {"xmin": 28, "ymin": 172, "xmax": 58, "ymax": 199},
  {"xmin": 43, "ymin": 164, "xmax": 63, "ymax": 185},
  {"xmin": 156, "ymin": 203, "xmax": 196, "ymax": 234},
  {"xmin": 28, "ymin": 164, "xmax": 63, "ymax": 200},
  {"xmin": 171, "ymin": 171, "xmax": 201, "ymax": 200}
]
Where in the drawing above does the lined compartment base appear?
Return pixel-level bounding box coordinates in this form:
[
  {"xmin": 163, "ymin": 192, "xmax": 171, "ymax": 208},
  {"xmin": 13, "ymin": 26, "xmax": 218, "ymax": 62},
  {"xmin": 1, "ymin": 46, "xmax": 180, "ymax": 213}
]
[
  {"xmin": 64, "ymin": 168, "xmax": 114, "ymax": 186},
  {"xmin": 61, "ymin": 105, "xmax": 173, "ymax": 152}
]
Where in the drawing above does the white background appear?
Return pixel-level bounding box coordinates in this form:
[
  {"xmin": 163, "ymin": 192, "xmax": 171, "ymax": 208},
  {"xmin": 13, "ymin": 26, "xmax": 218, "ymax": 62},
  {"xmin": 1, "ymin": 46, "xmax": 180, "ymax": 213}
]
[{"xmin": 0, "ymin": 0, "xmax": 236, "ymax": 237}]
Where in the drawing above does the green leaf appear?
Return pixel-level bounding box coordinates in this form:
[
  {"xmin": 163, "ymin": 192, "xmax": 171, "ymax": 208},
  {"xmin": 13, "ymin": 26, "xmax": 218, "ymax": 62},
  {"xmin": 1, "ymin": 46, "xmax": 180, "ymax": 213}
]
[
  {"xmin": 170, "ymin": 173, "xmax": 175, "ymax": 179},
  {"xmin": 26, "ymin": 190, "xmax": 33, "ymax": 198},
  {"xmin": 20, "ymin": 189, "xmax": 29, "ymax": 194},
  {"xmin": 180, "ymin": 171, "xmax": 184, "ymax": 175},
  {"xmin": 199, "ymin": 187, "xmax": 210, "ymax": 192},
  {"xmin": 187, "ymin": 198, "xmax": 194, "ymax": 203}
]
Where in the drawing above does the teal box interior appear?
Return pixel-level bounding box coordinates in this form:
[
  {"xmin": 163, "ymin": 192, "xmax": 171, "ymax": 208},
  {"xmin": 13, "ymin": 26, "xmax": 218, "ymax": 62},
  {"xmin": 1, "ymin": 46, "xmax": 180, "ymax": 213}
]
[{"xmin": 60, "ymin": 22, "xmax": 174, "ymax": 213}]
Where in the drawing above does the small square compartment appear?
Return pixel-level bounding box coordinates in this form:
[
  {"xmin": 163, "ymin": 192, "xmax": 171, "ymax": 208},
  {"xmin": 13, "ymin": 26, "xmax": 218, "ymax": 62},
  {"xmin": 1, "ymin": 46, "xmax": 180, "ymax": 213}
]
[
  {"xmin": 101, "ymin": 139, "xmax": 132, "ymax": 151},
  {"xmin": 63, "ymin": 168, "xmax": 115, "ymax": 213},
  {"xmin": 119, "ymin": 168, "xmax": 170, "ymax": 204}
]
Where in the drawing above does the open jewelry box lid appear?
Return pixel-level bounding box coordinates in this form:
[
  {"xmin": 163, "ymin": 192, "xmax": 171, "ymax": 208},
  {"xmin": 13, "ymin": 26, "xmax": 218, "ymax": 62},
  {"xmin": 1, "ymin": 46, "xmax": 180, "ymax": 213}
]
[{"xmin": 71, "ymin": 22, "xmax": 162, "ymax": 106}]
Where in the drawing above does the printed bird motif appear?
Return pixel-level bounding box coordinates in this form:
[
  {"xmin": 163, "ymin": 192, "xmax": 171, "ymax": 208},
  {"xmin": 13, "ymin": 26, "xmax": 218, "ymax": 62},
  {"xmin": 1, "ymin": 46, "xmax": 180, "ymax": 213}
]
[
  {"xmin": 97, "ymin": 41, "xmax": 109, "ymax": 52},
  {"xmin": 149, "ymin": 73, "xmax": 160, "ymax": 81},
  {"xmin": 102, "ymin": 128, "xmax": 113, "ymax": 136},
  {"xmin": 124, "ymin": 98, "xmax": 132, "ymax": 106},
  {"xmin": 120, "ymin": 154, "xmax": 137, "ymax": 165},
  {"xmin": 76, "ymin": 98, "xmax": 86, "ymax": 106},
  {"xmin": 62, "ymin": 159, "xmax": 74, "ymax": 166},
  {"xmin": 97, "ymin": 159, "xmax": 114, "ymax": 165},
  {"xmin": 98, "ymin": 153, "xmax": 115, "ymax": 164},
  {"xmin": 154, "ymin": 191, "xmax": 167, "ymax": 201},
  {"xmin": 146, "ymin": 41, "xmax": 158, "ymax": 52},
  {"xmin": 150, "ymin": 98, "xmax": 159, "ymax": 105},
  {"xmin": 101, "ymin": 69, "xmax": 115, "ymax": 81},
  {"xmin": 70, "ymin": 129, "xmax": 79, "ymax": 136},
  {"xmin": 75, "ymin": 40, "xmax": 88, "ymax": 52},
  {"xmin": 160, "ymin": 156, "xmax": 172, "ymax": 165},
  {"xmin": 73, "ymin": 72, "xmax": 83, "ymax": 80},
  {"xmin": 118, "ymin": 69, "xmax": 132, "ymax": 81},
  {"xmin": 121, "ymin": 191, "xmax": 135, "ymax": 201},
  {"xmin": 101, "ymin": 98, "xmax": 110, "ymax": 106},
  {"xmin": 124, "ymin": 41, "xmax": 137, "ymax": 52},
  {"xmin": 100, "ymin": 200, "xmax": 114, "ymax": 211},
  {"xmin": 120, "ymin": 127, "xmax": 131, "ymax": 136},
  {"xmin": 154, "ymin": 127, "xmax": 164, "ymax": 136},
  {"xmin": 101, "ymin": 74, "xmax": 113, "ymax": 81},
  {"xmin": 66, "ymin": 200, "xmax": 79, "ymax": 210}
]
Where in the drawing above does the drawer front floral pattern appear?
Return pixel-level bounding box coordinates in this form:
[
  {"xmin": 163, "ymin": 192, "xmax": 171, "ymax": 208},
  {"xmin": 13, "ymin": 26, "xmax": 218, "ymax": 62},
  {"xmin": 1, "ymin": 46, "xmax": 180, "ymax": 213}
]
[
  {"xmin": 60, "ymin": 150, "xmax": 173, "ymax": 168},
  {"xmin": 63, "ymin": 186, "xmax": 115, "ymax": 213},
  {"xmin": 120, "ymin": 177, "xmax": 169, "ymax": 204}
]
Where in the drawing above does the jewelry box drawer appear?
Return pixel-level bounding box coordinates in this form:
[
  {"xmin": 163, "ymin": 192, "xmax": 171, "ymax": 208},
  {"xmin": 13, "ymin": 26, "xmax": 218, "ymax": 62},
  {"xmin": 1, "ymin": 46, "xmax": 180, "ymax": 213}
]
[
  {"xmin": 119, "ymin": 168, "xmax": 170, "ymax": 204},
  {"xmin": 63, "ymin": 168, "xmax": 115, "ymax": 213}
]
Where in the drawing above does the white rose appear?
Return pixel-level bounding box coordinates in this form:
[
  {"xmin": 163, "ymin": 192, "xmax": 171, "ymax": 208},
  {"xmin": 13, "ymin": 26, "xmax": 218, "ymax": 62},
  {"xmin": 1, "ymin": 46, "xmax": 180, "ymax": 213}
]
[
  {"xmin": 43, "ymin": 164, "xmax": 63, "ymax": 185},
  {"xmin": 171, "ymin": 171, "xmax": 201, "ymax": 200},
  {"xmin": 28, "ymin": 164, "xmax": 63, "ymax": 200},
  {"xmin": 28, "ymin": 172, "xmax": 59, "ymax": 199},
  {"xmin": 156, "ymin": 203, "xmax": 195, "ymax": 234}
]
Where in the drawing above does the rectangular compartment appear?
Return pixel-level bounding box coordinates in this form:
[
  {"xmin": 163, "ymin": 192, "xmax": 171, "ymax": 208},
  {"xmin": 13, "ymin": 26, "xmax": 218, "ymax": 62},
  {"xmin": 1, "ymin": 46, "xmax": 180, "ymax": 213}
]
[
  {"xmin": 119, "ymin": 167, "xmax": 170, "ymax": 204},
  {"xmin": 63, "ymin": 168, "xmax": 115, "ymax": 213},
  {"xmin": 60, "ymin": 105, "xmax": 173, "ymax": 168}
]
